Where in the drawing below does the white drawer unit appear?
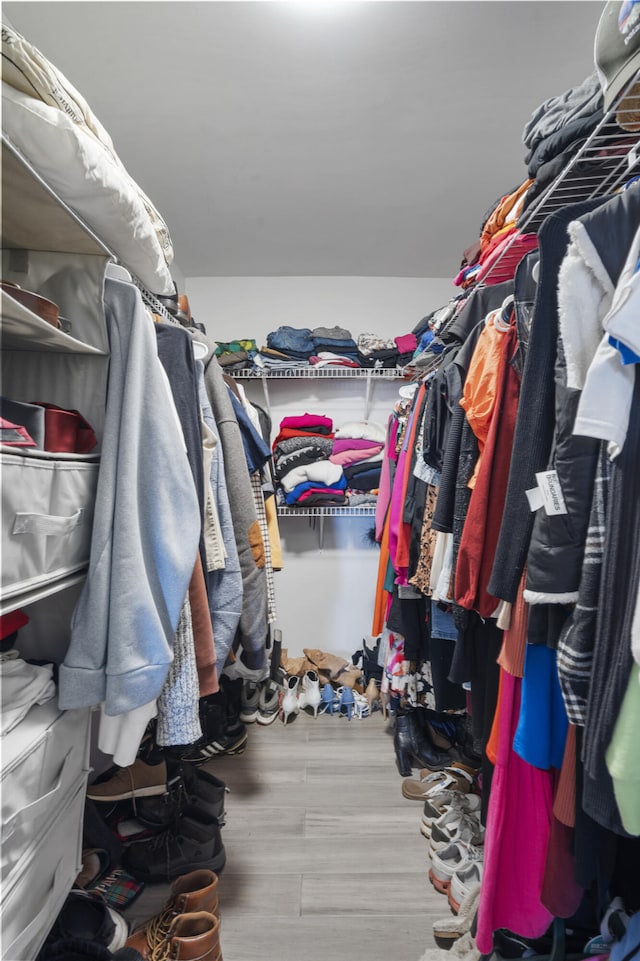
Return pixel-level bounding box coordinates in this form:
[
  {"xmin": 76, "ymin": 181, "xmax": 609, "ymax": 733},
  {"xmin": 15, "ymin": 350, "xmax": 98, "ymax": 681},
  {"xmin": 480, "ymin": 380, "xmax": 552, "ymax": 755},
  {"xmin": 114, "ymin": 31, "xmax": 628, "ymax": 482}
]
[
  {"xmin": 0, "ymin": 776, "xmax": 87, "ymax": 961},
  {"xmin": 1, "ymin": 447, "xmax": 100, "ymax": 600},
  {"xmin": 1, "ymin": 699, "xmax": 91, "ymax": 884}
]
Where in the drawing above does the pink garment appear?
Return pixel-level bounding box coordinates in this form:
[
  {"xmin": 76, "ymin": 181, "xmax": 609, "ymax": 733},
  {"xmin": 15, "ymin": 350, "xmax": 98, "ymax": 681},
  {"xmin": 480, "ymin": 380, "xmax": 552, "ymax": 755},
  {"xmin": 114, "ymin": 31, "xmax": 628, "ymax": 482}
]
[
  {"xmin": 296, "ymin": 486, "xmax": 346, "ymax": 502},
  {"xmin": 330, "ymin": 446, "xmax": 383, "ymax": 467},
  {"xmin": 394, "ymin": 333, "xmax": 417, "ymax": 354},
  {"xmin": 279, "ymin": 413, "xmax": 333, "ymax": 431},
  {"xmin": 375, "ymin": 416, "xmax": 397, "ymax": 541},
  {"xmin": 476, "ymin": 669, "xmax": 554, "ymax": 953},
  {"xmin": 332, "ymin": 438, "xmax": 385, "ymax": 454}
]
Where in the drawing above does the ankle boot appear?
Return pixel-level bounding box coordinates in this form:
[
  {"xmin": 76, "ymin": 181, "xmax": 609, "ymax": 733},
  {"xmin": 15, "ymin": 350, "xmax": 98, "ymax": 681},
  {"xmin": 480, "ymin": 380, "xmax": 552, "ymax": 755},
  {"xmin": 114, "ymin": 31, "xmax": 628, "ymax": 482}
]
[
  {"xmin": 161, "ymin": 912, "xmax": 221, "ymax": 961},
  {"xmin": 298, "ymin": 670, "xmax": 321, "ymax": 717},
  {"xmin": 125, "ymin": 871, "xmax": 220, "ymax": 959},
  {"xmin": 137, "ymin": 765, "xmax": 226, "ymax": 830},
  {"xmin": 393, "ymin": 711, "xmax": 452, "ymax": 776},
  {"xmin": 124, "ymin": 807, "xmax": 226, "ymax": 883}
]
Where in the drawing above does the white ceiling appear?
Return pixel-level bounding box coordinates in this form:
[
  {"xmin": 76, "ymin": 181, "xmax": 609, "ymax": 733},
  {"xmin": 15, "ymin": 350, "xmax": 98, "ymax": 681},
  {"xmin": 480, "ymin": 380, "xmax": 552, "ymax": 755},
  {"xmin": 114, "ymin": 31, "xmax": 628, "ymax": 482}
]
[{"xmin": 3, "ymin": 1, "xmax": 604, "ymax": 280}]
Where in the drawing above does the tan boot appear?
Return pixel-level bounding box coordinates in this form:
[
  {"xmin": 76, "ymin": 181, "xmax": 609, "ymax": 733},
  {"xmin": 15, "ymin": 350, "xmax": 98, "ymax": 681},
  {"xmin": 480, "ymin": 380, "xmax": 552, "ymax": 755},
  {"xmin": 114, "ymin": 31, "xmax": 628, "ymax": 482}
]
[
  {"xmin": 161, "ymin": 912, "xmax": 221, "ymax": 961},
  {"xmin": 125, "ymin": 871, "xmax": 219, "ymax": 959}
]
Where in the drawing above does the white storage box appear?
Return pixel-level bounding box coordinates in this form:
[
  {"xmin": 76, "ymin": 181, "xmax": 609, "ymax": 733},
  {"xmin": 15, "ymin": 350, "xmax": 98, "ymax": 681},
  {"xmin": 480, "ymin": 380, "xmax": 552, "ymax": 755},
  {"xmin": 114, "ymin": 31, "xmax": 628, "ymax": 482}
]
[
  {"xmin": 1, "ymin": 446, "xmax": 99, "ymax": 599},
  {"xmin": 1, "ymin": 699, "xmax": 91, "ymax": 883},
  {"xmin": 0, "ymin": 775, "xmax": 87, "ymax": 961}
]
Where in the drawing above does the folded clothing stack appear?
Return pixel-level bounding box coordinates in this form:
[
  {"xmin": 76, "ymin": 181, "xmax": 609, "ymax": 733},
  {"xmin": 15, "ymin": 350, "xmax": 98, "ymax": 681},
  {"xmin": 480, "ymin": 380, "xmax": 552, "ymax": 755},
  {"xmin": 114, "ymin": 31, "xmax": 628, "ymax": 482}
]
[
  {"xmin": 214, "ymin": 339, "xmax": 257, "ymax": 371},
  {"xmin": 357, "ymin": 332, "xmax": 417, "ymax": 368},
  {"xmin": 332, "ymin": 421, "xmax": 386, "ymax": 497},
  {"xmin": 309, "ymin": 326, "xmax": 360, "ymax": 367},
  {"xmin": 272, "ymin": 414, "xmax": 347, "ymax": 507}
]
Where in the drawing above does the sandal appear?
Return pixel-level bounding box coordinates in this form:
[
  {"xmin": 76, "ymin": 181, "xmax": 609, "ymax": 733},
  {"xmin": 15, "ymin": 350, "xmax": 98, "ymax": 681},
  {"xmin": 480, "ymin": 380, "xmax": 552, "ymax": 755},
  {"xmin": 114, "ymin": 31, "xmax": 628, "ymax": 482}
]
[{"xmin": 402, "ymin": 762, "xmax": 477, "ymax": 801}]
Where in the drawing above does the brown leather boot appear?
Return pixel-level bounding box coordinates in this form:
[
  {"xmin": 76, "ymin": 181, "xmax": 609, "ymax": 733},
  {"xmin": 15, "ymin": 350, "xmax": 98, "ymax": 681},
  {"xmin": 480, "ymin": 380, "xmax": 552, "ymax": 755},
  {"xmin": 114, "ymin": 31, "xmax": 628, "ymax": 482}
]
[
  {"xmin": 125, "ymin": 870, "xmax": 219, "ymax": 959},
  {"xmin": 162, "ymin": 912, "xmax": 221, "ymax": 961}
]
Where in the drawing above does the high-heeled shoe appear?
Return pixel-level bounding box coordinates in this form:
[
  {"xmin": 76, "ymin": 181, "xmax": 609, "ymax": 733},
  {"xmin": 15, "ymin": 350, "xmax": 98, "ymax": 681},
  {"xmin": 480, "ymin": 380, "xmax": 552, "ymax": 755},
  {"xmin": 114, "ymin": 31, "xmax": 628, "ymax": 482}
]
[
  {"xmin": 365, "ymin": 678, "xmax": 382, "ymax": 714},
  {"xmin": 320, "ymin": 684, "xmax": 338, "ymax": 715},
  {"xmin": 281, "ymin": 676, "xmax": 300, "ymax": 723},
  {"xmin": 338, "ymin": 686, "xmax": 355, "ymax": 720},
  {"xmin": 298, "ymin": 669, "xmax": 322, "ymax": 717},
  {"xmin": 393, "ymin": 710, "xmax": 452, "ymax": 776}
]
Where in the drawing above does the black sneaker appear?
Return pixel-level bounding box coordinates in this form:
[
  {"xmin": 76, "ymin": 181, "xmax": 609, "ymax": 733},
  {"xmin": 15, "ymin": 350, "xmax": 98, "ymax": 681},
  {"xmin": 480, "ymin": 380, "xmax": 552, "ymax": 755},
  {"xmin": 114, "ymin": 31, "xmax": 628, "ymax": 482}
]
[
  {"xmin": 123, "ymin": 807, "xmax": 226, "ymax": 882},
  {"xmin": 136, "ymin": 765, "xmax": 227, "ymax": 829}
]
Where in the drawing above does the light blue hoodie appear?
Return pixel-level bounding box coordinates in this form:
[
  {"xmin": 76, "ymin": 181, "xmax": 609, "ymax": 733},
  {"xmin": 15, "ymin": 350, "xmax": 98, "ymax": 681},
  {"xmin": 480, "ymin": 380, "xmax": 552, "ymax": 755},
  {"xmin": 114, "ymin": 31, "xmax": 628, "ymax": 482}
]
[{"xmin": 58, "ymin": 279, "xmax": 201, "ymax": 715}]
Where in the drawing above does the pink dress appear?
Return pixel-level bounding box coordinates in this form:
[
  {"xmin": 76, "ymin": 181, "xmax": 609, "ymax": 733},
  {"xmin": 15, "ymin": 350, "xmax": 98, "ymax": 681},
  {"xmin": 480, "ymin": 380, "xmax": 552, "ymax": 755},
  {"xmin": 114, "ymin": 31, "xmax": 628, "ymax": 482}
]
[{"xmin": 476, "ymin": 668, "xmax": 554, "ymax": 953}]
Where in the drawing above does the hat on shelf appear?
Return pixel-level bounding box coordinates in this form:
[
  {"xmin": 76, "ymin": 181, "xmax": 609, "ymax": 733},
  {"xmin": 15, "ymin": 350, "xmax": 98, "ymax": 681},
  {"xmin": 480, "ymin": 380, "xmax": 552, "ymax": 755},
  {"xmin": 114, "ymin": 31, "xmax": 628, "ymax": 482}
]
[{"xmin": 595, "ymin": 1, "xmax": 640, "ymax": 111}]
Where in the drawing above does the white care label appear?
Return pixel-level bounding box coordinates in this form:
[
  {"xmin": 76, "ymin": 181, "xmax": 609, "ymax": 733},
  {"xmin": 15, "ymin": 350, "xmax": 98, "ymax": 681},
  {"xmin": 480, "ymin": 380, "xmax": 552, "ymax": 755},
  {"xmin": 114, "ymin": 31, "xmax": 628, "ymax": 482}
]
[{"xmin": 535, "ymin": 469, "xmax": 568, "ymax": 516}]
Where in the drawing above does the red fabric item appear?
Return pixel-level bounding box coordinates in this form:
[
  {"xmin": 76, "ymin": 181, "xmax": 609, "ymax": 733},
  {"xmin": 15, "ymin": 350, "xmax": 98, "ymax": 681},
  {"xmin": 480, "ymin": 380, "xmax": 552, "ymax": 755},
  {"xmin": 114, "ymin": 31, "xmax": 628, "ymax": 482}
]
[
  {"xmin": 272, "ymin": 426, "xmax": 335, "ymax": 448},
  {"xmin": 455, "ymin": 322, "xmax": 520, "ymax": 617},
  {"xmin": 475, "ymin": 232, "xmax": 539, "ymax": 286},
  {"xmin": 31, "ymin": 402, "xmax": 98, "ymax": 453},
  {"xmin": 0, "ymin": 609, "xmax": 29, "ymax": 640}
]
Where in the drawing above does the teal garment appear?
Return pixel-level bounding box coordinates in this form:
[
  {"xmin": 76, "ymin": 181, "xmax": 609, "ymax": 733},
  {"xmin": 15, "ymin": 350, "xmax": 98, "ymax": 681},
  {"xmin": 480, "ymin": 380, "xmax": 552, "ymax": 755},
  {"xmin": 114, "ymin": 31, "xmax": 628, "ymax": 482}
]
[{"xmin": 606, "ymin": 665, "xmax": 640, "ymax": 835}]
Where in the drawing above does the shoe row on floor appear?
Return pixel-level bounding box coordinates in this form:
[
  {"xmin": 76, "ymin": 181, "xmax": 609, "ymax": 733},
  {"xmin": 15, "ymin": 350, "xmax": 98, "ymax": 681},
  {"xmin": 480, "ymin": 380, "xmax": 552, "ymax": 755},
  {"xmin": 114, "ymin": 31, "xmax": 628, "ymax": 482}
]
[
  {"xmin": 239, "ymin": 669, "xmax": 388, "ymax": 723},
  {"xmin": 38, "ymin": 870, "xmax": 223, "ymax": 961}
]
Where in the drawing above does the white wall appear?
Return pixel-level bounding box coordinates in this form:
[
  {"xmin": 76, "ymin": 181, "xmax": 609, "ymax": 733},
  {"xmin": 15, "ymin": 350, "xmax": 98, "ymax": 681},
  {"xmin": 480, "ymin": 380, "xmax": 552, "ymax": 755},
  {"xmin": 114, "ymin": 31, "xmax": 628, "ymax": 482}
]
[
  {"xmin": 186, "ymin": 275, "xmax": 456, "ymax": 345},
  {"xmin": 186, "ymin": 276, "xmax": 453, "ymax": 660}
]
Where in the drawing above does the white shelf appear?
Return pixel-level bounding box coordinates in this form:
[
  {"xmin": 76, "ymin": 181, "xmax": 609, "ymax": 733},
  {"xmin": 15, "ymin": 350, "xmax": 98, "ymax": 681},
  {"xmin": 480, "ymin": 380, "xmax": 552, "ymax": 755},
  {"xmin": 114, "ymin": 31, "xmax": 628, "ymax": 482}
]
[
  {"xmin": 1, "ymin": 290, "xmax": 108, "ymax": 355},
  {"xmin": 230, "ymin": 366, "xmax": 403, "ymax": 379},
  {"xmin": 0, "ymin": 570, "xmax": 87, "ymax": 617},
  {"xmin": 277, "ymin": 505, "xmax": 376, "ymax": 517},
  {"xmin": 2, "ymin": 136, "xmax": 110, "ymax": 257}
]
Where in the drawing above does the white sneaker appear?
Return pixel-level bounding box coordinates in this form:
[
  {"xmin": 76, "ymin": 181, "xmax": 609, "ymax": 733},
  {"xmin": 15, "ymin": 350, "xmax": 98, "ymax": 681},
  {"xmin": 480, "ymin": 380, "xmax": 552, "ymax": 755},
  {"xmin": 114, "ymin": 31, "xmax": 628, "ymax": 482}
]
[
  {"xmin": 421, "ymin": 792, "xmax": 481, "ymax": 839},
  {"xmin": 429, "ymin": 840, "xmax": 484, "ymax": 894},
  {"xmin": 429, "ymin": 813, "xmax": 485, "ymax": 858},
  {"xmin": 449, "ymin": 861, "xmax": 483, "ymax": 914}
]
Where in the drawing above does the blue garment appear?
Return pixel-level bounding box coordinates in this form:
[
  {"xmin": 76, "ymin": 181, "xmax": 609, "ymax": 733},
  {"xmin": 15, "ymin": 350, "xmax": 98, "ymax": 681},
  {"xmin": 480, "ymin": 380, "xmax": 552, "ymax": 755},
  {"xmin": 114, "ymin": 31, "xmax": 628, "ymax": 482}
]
[
  {"xmin": 285, "ymin": 476, "xmax": 347, "ymax": 505},
  {"xmin": 228, "ymin": 390, "xmax": 271, "ymax": 473},
  {"xmin": 608, "ymin": 335, "xmax": 640, "ymax": 365},
  {"xmin": 513, "ymin": 644, "xmax": 568, "ymax": 771},
  {"xmin": 431, "ymin": 602, "xmax": 457, "ymax": 641},
  {"xmin": 60, "ymin": 279, "xmax": 201, "ymax": 715},
  {"xmin": 267, "ymin": 326, "xmax": 314, "ymax": 357},
  {"xmin": 198, "ymin": 369, "xmax": 243, "ymax": 666}
]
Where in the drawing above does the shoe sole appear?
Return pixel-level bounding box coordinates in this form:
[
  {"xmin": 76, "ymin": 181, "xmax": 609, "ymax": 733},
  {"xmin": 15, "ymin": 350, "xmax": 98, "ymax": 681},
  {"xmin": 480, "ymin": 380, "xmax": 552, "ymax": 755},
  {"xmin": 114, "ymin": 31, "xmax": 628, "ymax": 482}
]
[
  {"xmin": 87, "ymin": 785, "xmax": 166, "ymax": 802},
  {"xmin": 434, "ymin": 932, "xmax": 462, "ymax": 950},
  {"xmin": 428, "ymin": 867, "xmax": 452, "ymax": 895},
  {"xmin": 240, "ymin": 709, "xmax": 259, "ymax": 723},
  {"xmin": 448, "ymin": 888, "xmax": 462, "ymax": 914},
  {"xmin": 256, "ymin": 711, "xmax": 279, "ymax": 725}
]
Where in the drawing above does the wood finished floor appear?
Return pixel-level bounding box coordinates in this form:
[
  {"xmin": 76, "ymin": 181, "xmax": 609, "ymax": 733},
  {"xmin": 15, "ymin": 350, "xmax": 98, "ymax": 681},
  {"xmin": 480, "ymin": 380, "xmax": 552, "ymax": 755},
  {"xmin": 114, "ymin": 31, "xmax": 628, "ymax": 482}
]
[{"xmin": 125, "ymin": 711, "xmax": 448, "ymax": 961}]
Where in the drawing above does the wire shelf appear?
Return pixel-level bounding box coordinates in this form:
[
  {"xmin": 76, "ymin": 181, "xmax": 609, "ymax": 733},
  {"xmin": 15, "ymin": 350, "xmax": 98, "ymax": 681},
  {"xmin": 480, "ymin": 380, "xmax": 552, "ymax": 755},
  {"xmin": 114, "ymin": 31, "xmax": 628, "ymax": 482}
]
[
  {"xmin": 276, "ymin": 505, "xmax": 376, "ymax": 517},
  {"xmin": 229, "ymin": 366, "xmax": 404, "ymax": 379}
]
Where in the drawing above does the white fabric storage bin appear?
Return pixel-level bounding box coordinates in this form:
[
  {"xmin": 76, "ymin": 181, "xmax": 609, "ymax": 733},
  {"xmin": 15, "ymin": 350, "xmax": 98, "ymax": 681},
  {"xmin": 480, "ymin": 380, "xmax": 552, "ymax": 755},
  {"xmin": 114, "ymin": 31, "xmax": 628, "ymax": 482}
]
[
  {"xmin": 1, "ymin": 699, "xmax": 91, "ymax": 883},
  {"xmin": 1, "ymin": 446, "xmax": 99, "ymax": 599},
  {"xmin": 0, "ymin": 775, "xmax": 86, "ymax": 961}
]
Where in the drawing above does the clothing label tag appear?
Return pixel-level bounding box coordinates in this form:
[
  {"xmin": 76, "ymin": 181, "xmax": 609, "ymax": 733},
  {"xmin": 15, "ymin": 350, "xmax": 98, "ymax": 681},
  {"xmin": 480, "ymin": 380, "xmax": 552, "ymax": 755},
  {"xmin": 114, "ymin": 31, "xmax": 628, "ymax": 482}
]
[
  {"xmin": 535, "ymin": 470, "xmax": 568, "ymax": 516},
  {"xmin": 526, "ymin": 486, "xmax": 545, "ymax": 511}
]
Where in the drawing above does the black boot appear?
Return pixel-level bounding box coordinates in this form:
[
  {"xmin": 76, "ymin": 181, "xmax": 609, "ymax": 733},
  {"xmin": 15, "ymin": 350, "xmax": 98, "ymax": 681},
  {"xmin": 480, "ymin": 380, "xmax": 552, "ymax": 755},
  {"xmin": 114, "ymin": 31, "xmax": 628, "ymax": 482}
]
[
  {"xmin": 124, "ymin": 806, "xmax": 226, "ymax": 882},
  {"xmin": 136, "ymin": 763, "xmax": 227, "ymax": 829},
  {"xmin": 393, "ymin": 710, "xmax": 452, "ymax": 776}
]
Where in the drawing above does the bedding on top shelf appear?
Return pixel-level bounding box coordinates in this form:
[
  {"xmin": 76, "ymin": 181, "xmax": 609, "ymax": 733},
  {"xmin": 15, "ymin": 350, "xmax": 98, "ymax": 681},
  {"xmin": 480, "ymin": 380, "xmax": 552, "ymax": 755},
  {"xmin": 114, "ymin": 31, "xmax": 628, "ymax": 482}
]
[{"xmin": 1, "ymin": 25, "xmax": 175, "ymax": 295}]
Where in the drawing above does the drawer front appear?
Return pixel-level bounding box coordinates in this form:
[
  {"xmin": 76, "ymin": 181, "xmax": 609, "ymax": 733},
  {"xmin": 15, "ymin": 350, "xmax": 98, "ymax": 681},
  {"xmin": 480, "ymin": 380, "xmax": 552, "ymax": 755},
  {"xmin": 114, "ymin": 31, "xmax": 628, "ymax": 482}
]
[
  {"xmin": 1, "ymin": 703, "xmax": 91, "ymax": 883},
  {"xmin": 1, "ymin": 776, "xmax": 86, "ymax": 961},
  {"xmin": 1, "ymin": 450, "xmax": 99, "ymax": 599}
]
